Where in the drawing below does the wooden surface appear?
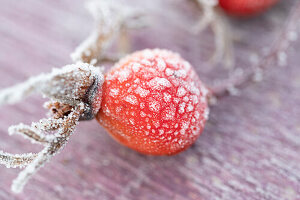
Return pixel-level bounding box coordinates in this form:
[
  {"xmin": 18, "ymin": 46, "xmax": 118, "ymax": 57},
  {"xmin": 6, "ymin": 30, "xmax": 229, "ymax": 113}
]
[{"xmin": 0, "ymin": 0, "xmax": 300, "ymax": 199}]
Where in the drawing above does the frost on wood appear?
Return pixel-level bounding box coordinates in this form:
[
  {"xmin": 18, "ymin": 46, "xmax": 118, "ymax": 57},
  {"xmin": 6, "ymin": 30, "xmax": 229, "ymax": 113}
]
[
  {"xmin": 194, "ymin": 0, "xmax": 234, "ymax": 67},
  {"xmin": 71, "ymin": 0, "xmax": 146, "ymax": 64},
  {"xmin": 0, "ymin": 63, "xmax": 104, "ymax": 193},
  {"xmin": 0, "ymin": 0, "xmax": 299, "ymax": 199}
]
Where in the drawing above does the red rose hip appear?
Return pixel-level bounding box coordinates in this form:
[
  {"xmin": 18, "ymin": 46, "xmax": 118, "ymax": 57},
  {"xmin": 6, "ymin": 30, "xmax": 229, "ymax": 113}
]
[
  {"xmin": 219, "ymin": 0, "xmax": 279, "ymax": 16},
  {"xmin": 96, "ymin": 49, "xmax": 209, "ymax": 155}
]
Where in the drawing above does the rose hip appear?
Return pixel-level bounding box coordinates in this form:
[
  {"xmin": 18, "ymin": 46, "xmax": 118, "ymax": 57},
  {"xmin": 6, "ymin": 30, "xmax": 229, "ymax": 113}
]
[{"xmin": 96, "ymin": 49, "xmax": 209, "ymax": 155}]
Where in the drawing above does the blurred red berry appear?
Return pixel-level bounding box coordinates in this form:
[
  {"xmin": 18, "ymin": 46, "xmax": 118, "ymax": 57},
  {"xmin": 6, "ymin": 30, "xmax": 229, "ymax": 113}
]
[
  {"xmin": 96, "ymin": 49, "xmax": 209, "ymax": 155},
  {"xmin": 219, "ymin": 0, "xmax": 279, "ymax": 16}
]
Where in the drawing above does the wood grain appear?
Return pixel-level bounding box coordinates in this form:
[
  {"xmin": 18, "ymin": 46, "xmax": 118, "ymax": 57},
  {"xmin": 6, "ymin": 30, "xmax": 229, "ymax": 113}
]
[{"xmin": 0, "ymin": 0, "xmax": 299, "ymax": 199}]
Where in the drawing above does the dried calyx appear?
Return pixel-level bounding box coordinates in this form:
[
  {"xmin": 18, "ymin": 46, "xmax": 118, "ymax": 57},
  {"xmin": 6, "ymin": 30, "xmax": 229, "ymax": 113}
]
[
  {"xmin": 0, "ymin": 64, "xmax": 104, "ymax": 193},
  {"xmin": 0, "ymin": 64, "xmax": 103, "ymax": 119}
]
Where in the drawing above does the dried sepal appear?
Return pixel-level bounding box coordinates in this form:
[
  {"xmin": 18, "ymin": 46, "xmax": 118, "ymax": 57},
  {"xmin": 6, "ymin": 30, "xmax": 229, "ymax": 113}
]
[
  {"xmin": 0, "ymin": 151, "xmax": 37, "ymax": 169},
  {"xmin": 32, "ymin": 116, "xmax": 64, "ymax": 132},
  {"xmin": 0, "ymin": 74, "xmax": 45, "ymax": 106},
  {"xmin": 8, "ymin": 124, "xmax": 48, "ymax": 145},
  {"xmin": 71, "ymin": 0, "xmax": 146, "ymax": 64},
  {"xmin": 0, "ymin": 63, "xmax": 104, "ymax": 117},
  {"xmin": 11, "ymin": 103, "xmax": 85, "ymax": 193}
]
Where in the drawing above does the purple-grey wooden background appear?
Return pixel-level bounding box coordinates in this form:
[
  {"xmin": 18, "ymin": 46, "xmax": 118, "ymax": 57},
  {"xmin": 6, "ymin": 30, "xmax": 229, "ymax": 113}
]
[{"xmin": 0, "ymin": 0, "xmax": 299, "ymax": 199}]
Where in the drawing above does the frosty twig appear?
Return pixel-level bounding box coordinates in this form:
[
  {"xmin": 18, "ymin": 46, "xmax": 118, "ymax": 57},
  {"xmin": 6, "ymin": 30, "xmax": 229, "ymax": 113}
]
[
  {"xmin": 194, "ymin": 0, "xmax": 234, "ymax": 67},
  {"xmin": 71, "ymin": 0, "xmax": 146, "ymax": 64},
  {"xmin": 210, "ymin": 2, "xmax": 300, "ymax": 98}
]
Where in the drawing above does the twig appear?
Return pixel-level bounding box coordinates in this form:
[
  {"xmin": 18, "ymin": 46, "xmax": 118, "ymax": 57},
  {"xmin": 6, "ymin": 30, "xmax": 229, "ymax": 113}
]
[{"xmin": 209, "ymin": 2, "xmax": 300, "ymax": 99}]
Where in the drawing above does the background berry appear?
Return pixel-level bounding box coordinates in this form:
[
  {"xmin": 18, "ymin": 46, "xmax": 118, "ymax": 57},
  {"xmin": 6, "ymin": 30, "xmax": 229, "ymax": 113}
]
[{"xmin": 219, "ymin": 0, "xmax": 279, "ymax": 16}]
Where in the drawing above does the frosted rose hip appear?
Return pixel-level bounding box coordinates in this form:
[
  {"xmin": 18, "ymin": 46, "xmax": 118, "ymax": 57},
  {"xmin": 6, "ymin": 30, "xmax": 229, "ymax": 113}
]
[{"xmin": 96, "ymin": 49, "xmax": 209, "ymax": 155}]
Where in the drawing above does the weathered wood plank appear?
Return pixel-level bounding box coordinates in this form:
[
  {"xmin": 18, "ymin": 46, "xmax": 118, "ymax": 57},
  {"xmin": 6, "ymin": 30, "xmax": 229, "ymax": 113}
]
[{"xmin": 0, "ymin": 0, "xmax": 299, "ymax": 199}]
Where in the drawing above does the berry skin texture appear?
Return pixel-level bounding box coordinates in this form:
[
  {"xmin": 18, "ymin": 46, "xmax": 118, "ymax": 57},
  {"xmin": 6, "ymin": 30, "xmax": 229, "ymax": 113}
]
[
  {"xmin": 96, "ymin": 49, "xmax": 209, "ymax": 155},
  {"xmin": 219, "ymin": 0, "xmax": 279, "ymax": 16}
]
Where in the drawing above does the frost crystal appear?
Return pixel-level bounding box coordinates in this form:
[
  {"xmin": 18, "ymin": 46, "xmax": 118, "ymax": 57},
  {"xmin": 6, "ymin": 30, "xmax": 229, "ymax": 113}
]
[
  {"xmin": 135, "ymin": 87, "xmax": 150, "ymax": 98},
  {"xmin": 124, "ymin": 95, "xmax": 138, "ymax": 105},
  {"xmin": 147, "ymin": 77, "xmax": 172, "ymax": 90},
  {"xmin": 0, "ymin": 151, "xmax": 37, "ymax": 169},
  {"xmin": 149, "ymin": 100, "xmax": 161, "ymax": 113}
]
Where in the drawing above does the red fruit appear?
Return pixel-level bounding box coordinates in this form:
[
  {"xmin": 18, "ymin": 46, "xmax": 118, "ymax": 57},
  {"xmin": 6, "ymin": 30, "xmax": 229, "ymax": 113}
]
[
  {"xmin": 219, "ymin": 0, "xmax": 279, "ymax": 16},
  {"xmin": 96, "ymin": 49, "xmax": 209, "ymax": 155}
]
